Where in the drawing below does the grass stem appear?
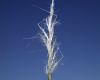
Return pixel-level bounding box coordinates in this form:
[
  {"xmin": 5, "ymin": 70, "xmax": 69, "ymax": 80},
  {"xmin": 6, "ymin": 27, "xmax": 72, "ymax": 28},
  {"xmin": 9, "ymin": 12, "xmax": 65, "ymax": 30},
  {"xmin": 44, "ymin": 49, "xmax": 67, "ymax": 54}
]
[{"xmin": 48, "ymin": 73, "xmax": 52, "ymax": 80}]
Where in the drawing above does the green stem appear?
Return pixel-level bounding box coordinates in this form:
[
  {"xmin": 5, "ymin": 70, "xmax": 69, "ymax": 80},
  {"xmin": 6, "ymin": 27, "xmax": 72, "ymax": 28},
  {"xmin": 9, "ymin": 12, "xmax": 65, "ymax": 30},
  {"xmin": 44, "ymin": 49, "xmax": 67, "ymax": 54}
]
[{"xmin": 48, "ymin": 73, "xmax": 52, "ymax": 80}]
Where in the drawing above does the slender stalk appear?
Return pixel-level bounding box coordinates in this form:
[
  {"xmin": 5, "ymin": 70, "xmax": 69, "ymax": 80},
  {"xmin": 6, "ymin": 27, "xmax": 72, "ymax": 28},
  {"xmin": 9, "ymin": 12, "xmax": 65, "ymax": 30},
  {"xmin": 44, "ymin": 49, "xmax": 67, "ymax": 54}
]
[{"xmin": 48, "ymin": 73, "xmax": 52, "ymax": 80}]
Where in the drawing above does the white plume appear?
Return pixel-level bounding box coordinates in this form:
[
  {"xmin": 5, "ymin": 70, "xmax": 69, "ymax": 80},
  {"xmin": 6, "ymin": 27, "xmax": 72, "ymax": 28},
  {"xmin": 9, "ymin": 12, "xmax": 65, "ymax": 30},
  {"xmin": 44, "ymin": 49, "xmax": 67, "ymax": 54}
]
[{"xmin": 38, "ymin": 0, "xmax": 63, "ymax": 74}]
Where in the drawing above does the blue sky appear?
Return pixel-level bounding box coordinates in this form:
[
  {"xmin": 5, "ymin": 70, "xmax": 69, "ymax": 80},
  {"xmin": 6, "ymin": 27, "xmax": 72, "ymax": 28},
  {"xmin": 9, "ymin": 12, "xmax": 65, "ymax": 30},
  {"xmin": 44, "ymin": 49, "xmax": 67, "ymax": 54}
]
[{"xmin": 0, "ymin": 0, "xmax": 100, "ymax": 80}]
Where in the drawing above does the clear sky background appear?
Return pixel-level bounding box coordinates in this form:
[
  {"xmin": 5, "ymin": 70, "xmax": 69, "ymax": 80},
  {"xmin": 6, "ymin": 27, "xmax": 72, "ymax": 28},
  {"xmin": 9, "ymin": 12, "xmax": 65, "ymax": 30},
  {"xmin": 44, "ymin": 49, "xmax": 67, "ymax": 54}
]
[{"xmin": 0, "ymin": 0, "xmax": 100, "ymax": 80}]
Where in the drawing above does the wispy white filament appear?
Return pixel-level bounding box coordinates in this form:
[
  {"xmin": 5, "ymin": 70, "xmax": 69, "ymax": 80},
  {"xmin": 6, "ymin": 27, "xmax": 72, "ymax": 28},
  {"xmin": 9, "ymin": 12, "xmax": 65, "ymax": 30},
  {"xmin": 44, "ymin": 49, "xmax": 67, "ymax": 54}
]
[{"xmin": 38, "ymin": 0, "xmax": 63, "ymax": 74}]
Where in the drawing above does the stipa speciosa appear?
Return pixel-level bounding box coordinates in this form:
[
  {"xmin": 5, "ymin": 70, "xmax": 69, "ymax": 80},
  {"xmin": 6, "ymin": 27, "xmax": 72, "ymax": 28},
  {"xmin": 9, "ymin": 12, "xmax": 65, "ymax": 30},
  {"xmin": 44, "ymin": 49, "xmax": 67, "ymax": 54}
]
[{"xmin": 37, "ymin": 0, "xmax": 64, "ymax": 80}]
